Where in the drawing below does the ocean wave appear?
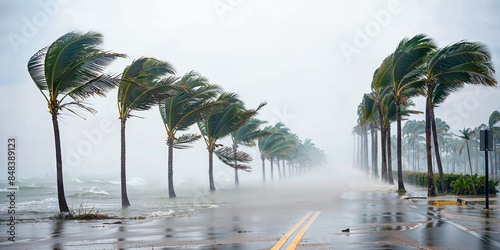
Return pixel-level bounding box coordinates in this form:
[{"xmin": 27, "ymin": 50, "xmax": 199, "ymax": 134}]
[
  {"xmin": 19, "ymin": 183, "xmax": 48, "ymax": 190},
  {"xmin": 147, "ymin": 210, "xmax": 175, "ymax": 217},
  {"xmin": 70, "ymin": 186, "xmax": 110, "ymax": 197},
  {"xmin": 15, "ymin": 198, "xmax": 58, "ymax": 209}
]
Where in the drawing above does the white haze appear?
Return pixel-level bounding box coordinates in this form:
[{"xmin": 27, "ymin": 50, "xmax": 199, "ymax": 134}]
[{"xmin": 0, "ymin": 0, "xmax": 499, "ymax": 184}]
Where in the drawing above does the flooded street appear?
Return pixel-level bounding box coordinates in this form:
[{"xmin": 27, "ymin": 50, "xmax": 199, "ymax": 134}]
[{"xmin": 5, "ymin": 168, "xmax": 500, "ymax": 249}]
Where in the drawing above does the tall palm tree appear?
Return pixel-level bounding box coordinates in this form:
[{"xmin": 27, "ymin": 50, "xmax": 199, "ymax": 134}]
[
  {"xmin": 118, "ymin": 57, "xmax": 178, "ymax": 206},
  {"xmin": 457, "ymin": 128, "xmax": 476, "ymax": 175},
  {"xmin": 373, "ymin": 34, "xmax": 436, "ymax": 192},
  {"xmin": 28, "ymin": 31, "xmax": 124, "ymax": 212},
  {"xmin": 230, "ymin": 119, "xmax": 268, "ymax": 184},
  {"xmin": 198, "ymin": 93, "xmax": 265, "ymax": 190},
  {"xmin": 418, "ymin": 41, "xmax": 497, "ymax": 194},
  {"xmin": 159, "ymin": 71, "xmax": 222, "ymax": 197},
  {"xmin": 488, "ymin": 111, "xmax": 500, "ymax": 174}
]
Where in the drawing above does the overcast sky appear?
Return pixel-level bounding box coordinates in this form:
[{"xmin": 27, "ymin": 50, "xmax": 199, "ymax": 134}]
[{"xmin": 1, "ymin": 0, "xmax": 499, "ymax": 184}]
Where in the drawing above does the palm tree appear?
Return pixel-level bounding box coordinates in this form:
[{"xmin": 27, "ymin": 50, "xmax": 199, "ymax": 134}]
[
  {"xmin": 28, "ymin": 31, "xmax": 124, "ymax": 212},
  {"xmin": 419, "ymin": 41, "xmax": 497, "ymax": 194},
  {"xmin": 257, "ymin": 124, "xmax": 295, "ymax": 181},
  {"xmin": 258, "ymin": 130, "xmax": 284, "ymax": 181},
  {"xmin": 118, "ymin": 57, "xmax": 178, "ymax": 206},
  {"xmin": 159, "ymin": 71, "xmax": 222, "ymax": 197},
  {"xmin": 198, "ymin": 93, "xmax": 265, "ymax": 190},
  {"xmin": 362, "ymin": 85, "xmax": 392, "ymax": 181},
  {"xmin": 488, "ymin": 111, "xmax": 500, "ymax": 174},
  {"xmin": 457, "ymin": 128, "xmax": 476, "ymax": 175},
  {"xmin": 373, "ymin": 34, "xmax": 436, "ymax": 192},
  {"xmin": 230, "ymin": 119, "xmax": 268, "ymax": 185},
  {"xmin": 267, "ymin": 129, "xmax": 296, "ymax": 179},
  {"xmin": 361, "ymin": 95, "xmax": 380, "ymax": 178}
]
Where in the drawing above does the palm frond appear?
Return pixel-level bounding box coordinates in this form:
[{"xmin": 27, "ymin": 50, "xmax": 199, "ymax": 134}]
[
  {"xmin": 214, "ymin": 146, "xmax": 252, "ymax": 171},
  {"xmin": 173, "ymin": 133, "xmax": 202, "ymax": 149}
]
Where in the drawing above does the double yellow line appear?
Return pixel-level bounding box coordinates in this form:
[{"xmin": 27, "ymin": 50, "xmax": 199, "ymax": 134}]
[{"xmin": 271, "ymin": 211, "xmax": 322, "ymax": 250}]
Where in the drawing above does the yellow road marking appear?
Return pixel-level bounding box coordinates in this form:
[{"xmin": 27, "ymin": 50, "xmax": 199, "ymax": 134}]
[
  {"xmin": 434, "ymin": 201, "xmax": 459, "ymax": 206},
  {"xmin": 271, "ymin": 211, "xmax": 313, "ymax": 250},
  {"xmin": 286, "ymin": 211, "xmax": 322, "ymax": 250}
]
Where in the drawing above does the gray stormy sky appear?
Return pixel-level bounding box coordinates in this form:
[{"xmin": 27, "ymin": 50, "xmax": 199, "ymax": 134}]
[{"xmin": 1, "ymin": 0, "xmax": 499, "ymax": 185}]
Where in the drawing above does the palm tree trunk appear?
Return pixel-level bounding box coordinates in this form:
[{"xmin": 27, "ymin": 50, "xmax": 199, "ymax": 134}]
[
  {"xmin": 387, "ymin": 125, "xmax": 394, "ymax": 185},
  {"xmin": 466, "ymin": 141, "xmax": 473, "ymax": 175},
  {"xmin": 121, "ymin": 118, "xmax": 131, "ymax": 207},
  {"xmin": 430, "ymin": 110, "xmax": 446, "ymax": 193},
  {"xmin": 208, "ymin": 148, "xmax": 216, "ymax": 190},
  {"xmin": 270, "ymin": 157, "xmax": 274, "ymax": 181},
  {"xmin": 262, "ymin": 156, "xmax": 266, "ymax": 181},
  {"xmin": 364, "ymin": 129, "xmax": 369, "ymax": 173},
  {"xmin": 380, "ymin": 123, "xmax": 388, "ymax": 182},
  {"xmin": 396, "ymin": 103, "xmax": 405, "ymax": 192},
  {"xmin": 371, "ymin": 124, "xmax": 378, "ymax": 178},
  {"xmin": 167, "ymin": 138, "xmax": 176, "ymax": 198},
  {"xmin": 282, "ymin": 159, "xmax": 286, "ymax": 178},
  {"xmin": 233, "ymin": 146, "xmax": 239, "ymax": 185},
  {"xmin": 425, "ymin": 99, "xmax": 436, "ymax": 196},
  {"xmin": 51, "ymin": 111, "xmax": 70, "ymax": 212}
]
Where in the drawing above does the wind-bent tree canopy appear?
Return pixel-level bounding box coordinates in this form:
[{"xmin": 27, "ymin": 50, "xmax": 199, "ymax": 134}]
[
  {"xmin": 198, "ymin": 93, "xmax": 265, "ymax": 190},
  {"xmin": 118, "ymin": 57, "xmax": 178, "ymax": 206},
  {"xmin": 374, "ymin": 34, "xmax": 436, "ymax": 192},
  {"xmin": 418, "ymin": 41, "xmax": 497, "ymax": 194},
  {"xmin": 28, "ymin": 31, "xmax": 125, "ymax": 212},
  {"xmin": 230, "ymin": 119, "xmax": 268, "ymax": 185},
  {"xmin": 159, "ymin": 71, "xmax": 222, "ymax": 197},
  {"xmin": 258, "ymin": 128, "xmax": 285, "ymax": 181},
  {"xmin": 258, "ymin": 123, "xmax": 296, "ymax": 180}
]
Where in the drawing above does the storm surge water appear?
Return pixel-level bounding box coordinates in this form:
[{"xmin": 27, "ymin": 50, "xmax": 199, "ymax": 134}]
[{"xmin": 0, "ymin": 175, "xmax": 220, "ymax": 222}]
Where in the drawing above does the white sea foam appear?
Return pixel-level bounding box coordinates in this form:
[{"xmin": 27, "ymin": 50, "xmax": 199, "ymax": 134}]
[
  {"xmin": 71, "ymin": 186, "xmax": 110, "ymax": 197},
  {"xmin": 147, "ymin": 210, "xmax": 175, "ymax": 217}
]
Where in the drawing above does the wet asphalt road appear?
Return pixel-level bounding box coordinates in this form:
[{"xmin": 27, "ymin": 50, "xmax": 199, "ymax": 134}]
[{"xmin": 4, "ymin": 168, "xmax": 500, "ymax": 249}]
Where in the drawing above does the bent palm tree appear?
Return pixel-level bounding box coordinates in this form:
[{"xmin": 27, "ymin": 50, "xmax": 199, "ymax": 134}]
[
  {"xmin": 198, "ymin": 93, "xmax": 265, "ymax": 190},
  {"xmin": 230, "ymin": 119, "xmax": 268, "ymax": 185},
  {"xmin": 28, "ymin": 31, "xmax": 125, "ymax": 212},
  {"xmin": 118, "ymin": 57, "xmax": 178, "ymax": 206},
  {"xmin": 374, "ymin": 34, "xmax": 436, "ymax": 192},
  {"xmin": 258, "ymin": 129, "xmax": 285, "ymax": 181},
  {"xmin": 159, "ymin": 71, "xmax": 222, "ymax": 197},
  {"xmin": 419, "ymin": 41, "xmax": 497, "ymax": 194}
]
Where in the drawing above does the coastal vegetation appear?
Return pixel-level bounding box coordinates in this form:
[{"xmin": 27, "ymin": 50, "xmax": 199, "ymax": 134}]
[{"xmin": 354, "ymin": 34, "xmax": 499, "ymax": 196}]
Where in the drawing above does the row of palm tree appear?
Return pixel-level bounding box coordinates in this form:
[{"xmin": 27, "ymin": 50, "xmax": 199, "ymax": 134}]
[
  {"xmin": 394, "ymin": 117, "xmax": 500, "ymax": 176},
  {"xmin": 29, "ymin": 31, "xmax": 326, "ymax": 213},
  {"xmin": 354, "ymin": 34, "xmax": 497, "ymax": 196}
]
